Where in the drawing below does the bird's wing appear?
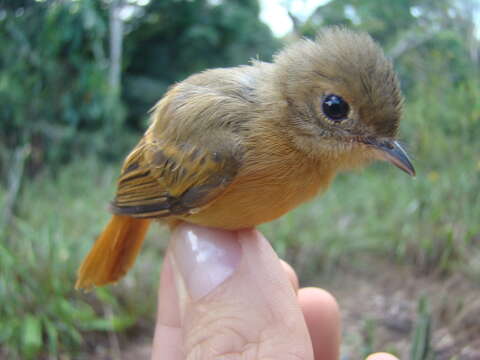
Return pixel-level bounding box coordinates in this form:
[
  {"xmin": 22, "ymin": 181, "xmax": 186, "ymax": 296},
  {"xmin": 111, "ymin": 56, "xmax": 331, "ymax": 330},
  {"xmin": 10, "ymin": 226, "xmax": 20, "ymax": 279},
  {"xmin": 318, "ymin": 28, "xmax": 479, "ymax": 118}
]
[{"xmin": 111, "ymin": 132, "xmax": 242, "ymax": 218}]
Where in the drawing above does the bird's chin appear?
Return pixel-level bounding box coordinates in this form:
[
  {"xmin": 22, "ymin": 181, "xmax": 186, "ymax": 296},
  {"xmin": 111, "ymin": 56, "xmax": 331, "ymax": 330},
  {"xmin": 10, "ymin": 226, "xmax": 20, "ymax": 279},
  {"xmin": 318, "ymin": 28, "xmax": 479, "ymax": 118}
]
[
  {"xmin": 302, "ymin": 137, "xmax": 376, "ymax": 170},
  {"xmin": 337, "ymin": 144, "xmax": 377, "ymax": 171},
  {"xmin": 317, "ymin": 136, "xmax": 391, "ymax": 171},
  {"xmin": 292, "ymin": 135, "xmax": 398, "ymax": 173}
]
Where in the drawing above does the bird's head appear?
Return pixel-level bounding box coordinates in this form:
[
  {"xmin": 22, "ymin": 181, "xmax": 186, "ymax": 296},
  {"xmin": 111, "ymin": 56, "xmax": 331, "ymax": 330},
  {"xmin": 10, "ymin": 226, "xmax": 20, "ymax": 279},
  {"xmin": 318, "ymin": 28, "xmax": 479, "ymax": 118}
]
[{"xmin": 271, "ymin": 27, "xmax": 415, "ymax": 176}]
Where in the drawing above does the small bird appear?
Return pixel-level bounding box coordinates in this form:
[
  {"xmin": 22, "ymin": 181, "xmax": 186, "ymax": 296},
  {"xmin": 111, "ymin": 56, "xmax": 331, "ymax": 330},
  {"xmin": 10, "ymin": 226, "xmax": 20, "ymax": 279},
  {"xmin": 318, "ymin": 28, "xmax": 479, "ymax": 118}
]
[{"xmin": 76, "ymin": 28, "xmax": 415, "ymax": 289}]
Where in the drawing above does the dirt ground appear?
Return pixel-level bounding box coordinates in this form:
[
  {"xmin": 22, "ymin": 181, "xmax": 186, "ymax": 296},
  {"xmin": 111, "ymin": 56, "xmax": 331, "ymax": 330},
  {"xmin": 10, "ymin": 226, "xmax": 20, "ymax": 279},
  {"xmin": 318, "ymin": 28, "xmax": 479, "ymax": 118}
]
[
  {"xmin": 93, "ymin": 259, "xmax": 480, "ymax": 360},
  {"xmin": 325, "ymin": 259, "xmax": 480, "ymax": 359}
]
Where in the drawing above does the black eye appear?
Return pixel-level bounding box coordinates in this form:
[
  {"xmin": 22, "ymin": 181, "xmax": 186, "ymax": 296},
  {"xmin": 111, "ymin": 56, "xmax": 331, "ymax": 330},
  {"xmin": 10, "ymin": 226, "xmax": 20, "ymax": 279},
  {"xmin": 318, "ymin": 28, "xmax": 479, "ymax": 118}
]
[{"xmin": 322, "ymin": 94, "xmax": 350, "ymax": 122}]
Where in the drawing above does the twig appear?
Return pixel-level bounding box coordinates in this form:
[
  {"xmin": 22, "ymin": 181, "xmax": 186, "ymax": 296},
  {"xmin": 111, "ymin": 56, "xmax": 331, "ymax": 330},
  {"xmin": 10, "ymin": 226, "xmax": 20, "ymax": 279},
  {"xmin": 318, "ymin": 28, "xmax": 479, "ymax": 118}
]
[
  {"xmin": 1, "ymin": 144, "xmax": 31, "ymax": 233},
  {"xmin": 105, "ymin": 305, "xmax": 122, "ymax": 360}
]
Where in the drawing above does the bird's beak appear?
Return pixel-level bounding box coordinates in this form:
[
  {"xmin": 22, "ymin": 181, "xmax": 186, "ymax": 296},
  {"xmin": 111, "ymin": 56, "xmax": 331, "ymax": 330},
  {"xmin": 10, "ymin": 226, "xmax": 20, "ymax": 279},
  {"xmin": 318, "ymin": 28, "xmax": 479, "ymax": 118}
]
[{"xmin": 370, "ymin": 140, "xmax": 416, "ymax": 176}]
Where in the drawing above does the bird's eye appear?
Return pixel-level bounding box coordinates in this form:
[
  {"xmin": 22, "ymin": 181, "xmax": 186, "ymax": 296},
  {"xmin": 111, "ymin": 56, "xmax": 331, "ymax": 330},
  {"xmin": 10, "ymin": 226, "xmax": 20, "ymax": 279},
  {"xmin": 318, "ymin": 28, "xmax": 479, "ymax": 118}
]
[{"xmin": 322, "ymin": 94, "xmax": 350, "ymax": 122}]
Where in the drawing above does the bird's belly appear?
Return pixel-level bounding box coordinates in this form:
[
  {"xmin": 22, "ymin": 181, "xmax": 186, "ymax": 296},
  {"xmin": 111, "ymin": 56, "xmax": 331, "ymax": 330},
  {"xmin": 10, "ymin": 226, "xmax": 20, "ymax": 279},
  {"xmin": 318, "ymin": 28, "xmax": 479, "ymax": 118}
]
[{"xmin": 180, "ymin": 171, "xmax": 334, "ymax": 229}]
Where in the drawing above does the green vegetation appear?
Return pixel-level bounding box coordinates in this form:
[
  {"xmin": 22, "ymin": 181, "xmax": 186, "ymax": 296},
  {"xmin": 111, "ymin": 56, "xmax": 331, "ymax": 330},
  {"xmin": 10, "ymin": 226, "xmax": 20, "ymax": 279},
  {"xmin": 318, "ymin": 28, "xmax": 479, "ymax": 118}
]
[
  {"xmin": 0, "ymin": 0, "xmax": 126, "ymax": 166},
  {"xmin": 410, "ymin": 298, "xmax": 434, "ymax": 360},
  {"xmin": 0, "ymin": 0, "xmax": 478, "ymax": 358},
  {"xmin": 0, "ymin": 158, "xmax": 167, "ymax": 358}
]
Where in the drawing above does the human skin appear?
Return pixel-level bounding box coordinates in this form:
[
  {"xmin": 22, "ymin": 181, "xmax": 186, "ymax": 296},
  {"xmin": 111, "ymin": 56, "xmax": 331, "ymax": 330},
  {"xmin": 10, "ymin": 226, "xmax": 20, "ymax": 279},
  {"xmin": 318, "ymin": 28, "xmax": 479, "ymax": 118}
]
[{"xmin": 151, "ymin": 224, "xmax": 399, "ymax": 360}]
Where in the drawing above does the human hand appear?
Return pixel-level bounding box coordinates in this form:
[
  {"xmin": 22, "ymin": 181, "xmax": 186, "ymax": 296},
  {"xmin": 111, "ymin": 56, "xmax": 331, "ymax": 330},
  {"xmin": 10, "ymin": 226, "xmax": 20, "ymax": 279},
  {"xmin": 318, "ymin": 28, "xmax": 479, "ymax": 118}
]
[{"xmin": 152, "ymin": 223, "xmax": 398, "ymax": 360}]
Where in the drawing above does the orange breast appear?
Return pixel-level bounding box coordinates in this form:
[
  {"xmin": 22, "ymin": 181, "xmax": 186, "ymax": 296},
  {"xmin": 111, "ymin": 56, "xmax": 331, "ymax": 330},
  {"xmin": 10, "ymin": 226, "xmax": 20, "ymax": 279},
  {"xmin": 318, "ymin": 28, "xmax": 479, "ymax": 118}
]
[{"xmin": 179, "ymin": 157, "xmax": 336, "ymax": 229}]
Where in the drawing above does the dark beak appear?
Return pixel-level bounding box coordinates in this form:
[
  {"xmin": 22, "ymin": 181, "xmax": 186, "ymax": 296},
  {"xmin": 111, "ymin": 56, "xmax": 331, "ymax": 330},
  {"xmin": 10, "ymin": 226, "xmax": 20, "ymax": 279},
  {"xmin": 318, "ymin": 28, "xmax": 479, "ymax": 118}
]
[{"xmin": 371, "ymin": 140, "xmax": 416, "ymax": 176}]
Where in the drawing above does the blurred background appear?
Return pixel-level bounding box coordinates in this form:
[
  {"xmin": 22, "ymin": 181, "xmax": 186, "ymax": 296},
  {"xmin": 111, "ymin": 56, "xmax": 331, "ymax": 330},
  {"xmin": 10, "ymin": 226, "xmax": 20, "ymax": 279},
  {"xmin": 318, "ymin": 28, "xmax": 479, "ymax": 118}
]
[{"xmin": 0, "ymin": 0, "xmax": 479, "ymax": 358}]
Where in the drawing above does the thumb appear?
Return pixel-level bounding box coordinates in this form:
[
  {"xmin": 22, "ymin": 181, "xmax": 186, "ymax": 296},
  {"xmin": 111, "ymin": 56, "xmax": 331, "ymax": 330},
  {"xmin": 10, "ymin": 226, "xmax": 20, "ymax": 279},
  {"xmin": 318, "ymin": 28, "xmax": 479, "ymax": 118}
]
[{"xmin": 161, "ymin": 223, "xmax": 314, "ymax": 360}]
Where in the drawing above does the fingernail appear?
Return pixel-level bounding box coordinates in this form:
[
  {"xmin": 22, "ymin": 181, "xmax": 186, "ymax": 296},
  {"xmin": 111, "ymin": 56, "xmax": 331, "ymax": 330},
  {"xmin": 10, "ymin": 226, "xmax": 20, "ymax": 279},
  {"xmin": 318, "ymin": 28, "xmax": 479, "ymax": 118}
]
[{"xmin": 171, "ymin": 224, "xmax": 241, "ymax": 301}]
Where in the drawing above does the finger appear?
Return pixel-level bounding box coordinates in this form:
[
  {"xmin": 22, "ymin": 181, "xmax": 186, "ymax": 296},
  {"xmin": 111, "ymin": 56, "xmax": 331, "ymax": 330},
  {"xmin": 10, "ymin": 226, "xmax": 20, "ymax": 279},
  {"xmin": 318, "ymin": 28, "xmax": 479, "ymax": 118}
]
[
  {"xmin": 151, "ymin": 256, "xmax": 183, "ymax": 360},
  {"xmin": 280, "ymin": 259, "xmax": 299, "ymax": 293},
  {"xmin": 298, "ymin": 287, "xmax": 341, "ymax": 360},
  {"xmin": 366, "ymin": 353, "xmax": 399, "ymax": 360},
  {"xmin": 156, "ymin": 256, "xmax": 180, "ymax": 327},
  {"xmin": 170, "ymin": 224, "xmax": 314, "ymax": 359}
]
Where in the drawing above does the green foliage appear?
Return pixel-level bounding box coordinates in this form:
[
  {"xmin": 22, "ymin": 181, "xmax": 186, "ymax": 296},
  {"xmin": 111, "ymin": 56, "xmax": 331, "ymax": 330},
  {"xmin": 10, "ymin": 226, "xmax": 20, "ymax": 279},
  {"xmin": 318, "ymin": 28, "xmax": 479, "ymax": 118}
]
[
  {"xmin": 304, "ymin": 0, "xmax": 451, "ymax": 43},
  {"xmin": 410, "ymin": 297, "xmax": 434, "ymax": 360},
  {"xmin": 122, "ymin": 0, "xmax": 280, "ymax": 128},
  {"xmin": 0, "ymin": 0, "xmax": 125, "ymax": 171},
  {"xmin": 0, "ymin": 0, "xmax": 280, "ymax": 172},
  {"xmin": 0, "ymin": 158, "xmax": 161, "ymax": 358},
  {"xmin": 299, "ymin": 0, "xmax": 478, "ymax": 93}
]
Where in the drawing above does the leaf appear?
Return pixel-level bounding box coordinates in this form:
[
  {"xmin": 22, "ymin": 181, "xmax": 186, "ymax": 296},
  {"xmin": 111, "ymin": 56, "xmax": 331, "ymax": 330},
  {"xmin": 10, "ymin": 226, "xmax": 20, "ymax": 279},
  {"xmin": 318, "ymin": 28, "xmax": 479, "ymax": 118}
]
[
  {"xmin": 410, "ymin": 297, "xmax": 433, "ymax": 360},
  {"xmin": 21, "ymin": 315, "xmax": 43, "ymax": 359},
  {"xmin": 81, "ymin": 314, "xmax": 136, "ymax": 332},
  {"xmin": 44, "ymin": 320, "xmax": 59, "ymax": 356},
  {"xmin": 95, "ymin": 287, "xmax": 119, "ymax": 306}
]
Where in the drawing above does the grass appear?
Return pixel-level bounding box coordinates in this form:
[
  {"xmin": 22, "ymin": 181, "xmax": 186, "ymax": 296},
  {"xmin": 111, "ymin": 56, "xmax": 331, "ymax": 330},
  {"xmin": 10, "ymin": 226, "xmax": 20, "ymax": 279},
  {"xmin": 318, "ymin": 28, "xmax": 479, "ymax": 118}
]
[
  {"xmin": 0, "ymin": 78, "xmax": 479, "ymax": 358},
  {"xmin": 262, "ymin": 153, "xmax": 480, "ymax": 278},
  {"xmin": 0, "ymin": 158, "xmax": 166, "ymax": 358}
]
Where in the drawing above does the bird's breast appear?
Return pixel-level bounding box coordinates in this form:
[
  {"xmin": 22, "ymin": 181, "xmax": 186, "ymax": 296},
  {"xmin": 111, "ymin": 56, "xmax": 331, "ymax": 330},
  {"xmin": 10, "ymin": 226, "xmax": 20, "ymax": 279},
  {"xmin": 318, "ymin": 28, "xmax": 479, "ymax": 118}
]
[{"xmin": 180, "ymin": 154, "xmax": 336, "ymax": 229}]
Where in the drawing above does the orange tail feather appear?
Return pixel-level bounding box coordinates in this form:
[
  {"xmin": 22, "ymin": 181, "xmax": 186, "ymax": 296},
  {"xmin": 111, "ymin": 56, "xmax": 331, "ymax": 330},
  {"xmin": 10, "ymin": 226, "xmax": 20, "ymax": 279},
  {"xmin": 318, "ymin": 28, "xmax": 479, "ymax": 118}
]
[{"xmin": 75, "ymin": 215, "xmax": 151, "ymax": 290}]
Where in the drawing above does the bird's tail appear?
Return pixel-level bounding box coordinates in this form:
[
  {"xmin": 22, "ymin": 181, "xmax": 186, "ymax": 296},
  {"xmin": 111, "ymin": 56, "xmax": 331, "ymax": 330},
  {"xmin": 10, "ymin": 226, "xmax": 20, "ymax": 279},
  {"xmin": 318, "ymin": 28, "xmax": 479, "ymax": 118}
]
[{"xmin": 75, "ymin": 215, "xmax": 151, "ymax": 290}]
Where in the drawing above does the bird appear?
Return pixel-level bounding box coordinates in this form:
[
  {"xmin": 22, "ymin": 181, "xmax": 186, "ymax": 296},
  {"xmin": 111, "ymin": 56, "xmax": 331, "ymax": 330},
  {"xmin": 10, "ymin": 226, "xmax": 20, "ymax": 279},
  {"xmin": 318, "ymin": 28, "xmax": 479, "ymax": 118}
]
[{"xmin": 75, "ymin": 27, "xmax": 415, "ymax": 290}]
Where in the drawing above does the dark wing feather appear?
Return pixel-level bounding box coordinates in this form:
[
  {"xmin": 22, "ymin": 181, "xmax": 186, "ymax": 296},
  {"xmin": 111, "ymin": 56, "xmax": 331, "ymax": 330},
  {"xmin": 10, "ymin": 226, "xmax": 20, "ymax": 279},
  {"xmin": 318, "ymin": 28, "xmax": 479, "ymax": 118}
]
[{"xmin": 111, "ymin": 134, "xmax": 241, "ymax": 218}]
